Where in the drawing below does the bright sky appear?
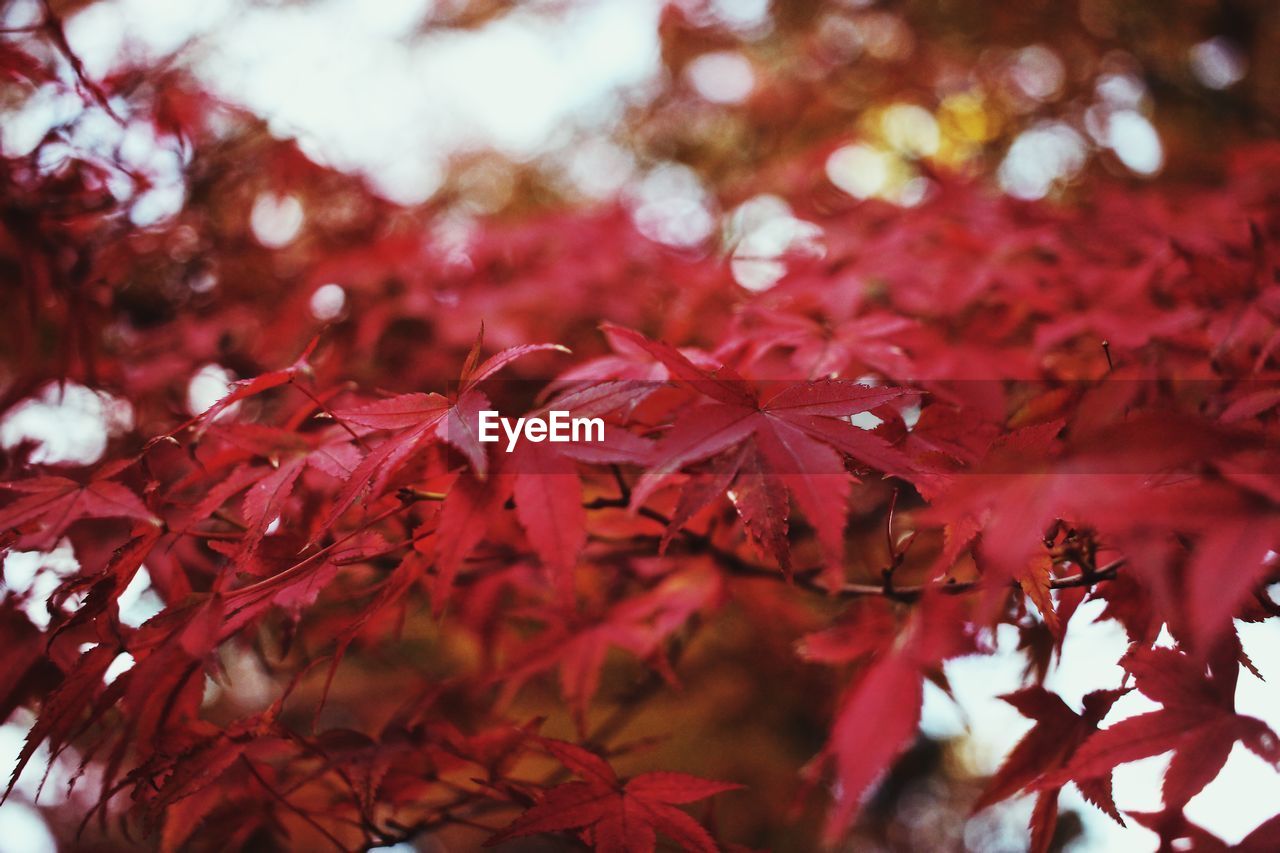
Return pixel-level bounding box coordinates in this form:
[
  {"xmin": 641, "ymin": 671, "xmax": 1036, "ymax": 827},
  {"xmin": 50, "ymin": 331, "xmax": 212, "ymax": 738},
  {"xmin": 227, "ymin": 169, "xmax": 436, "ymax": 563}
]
[{"xmin": 61, "ymin": 0, "xmax": 664, "ymax": 203}]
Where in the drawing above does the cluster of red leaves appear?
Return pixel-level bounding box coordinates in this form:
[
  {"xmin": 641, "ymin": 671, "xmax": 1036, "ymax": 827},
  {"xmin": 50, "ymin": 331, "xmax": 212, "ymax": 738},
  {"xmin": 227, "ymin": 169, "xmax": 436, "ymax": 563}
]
[{"xmin": 3, "ymin": 23, "xmax": 1280, "ymax": 852}]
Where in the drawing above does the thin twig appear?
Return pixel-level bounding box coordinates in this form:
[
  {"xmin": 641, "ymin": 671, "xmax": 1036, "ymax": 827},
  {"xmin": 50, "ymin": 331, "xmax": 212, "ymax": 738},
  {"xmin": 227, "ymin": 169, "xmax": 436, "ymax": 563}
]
[
  {"xmin": 38, "ymin": 0, "xmax": 121, "ymax": 121},
  {"xmin": 292, "ymin": 378, "xmax": 370, "ymax": 450},
  {"xmin": 241, "ymin": 756, "xmax": 349, "ymax": 852},
  {"xmin": 580, "ymin": 472, "xmax": 1124, "ymax": 601}
]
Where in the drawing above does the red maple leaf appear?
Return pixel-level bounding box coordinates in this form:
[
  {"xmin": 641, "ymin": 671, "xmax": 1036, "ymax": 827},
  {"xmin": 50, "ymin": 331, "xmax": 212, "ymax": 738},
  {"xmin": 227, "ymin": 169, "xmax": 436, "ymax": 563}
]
[
  {"xmin": 430, "ymin": 393, "xmax": 653, "ymax": 608},
  {"xmin": 1050, "ymin": 644, "xmax": 1280, "ymax": 810},
  {"xmin": 324, "ymin": 327, "xmax": 569, "ymax": 535},
  {"xmin": 495, "ymin": 564, "xmax": 721, "ymax": 733},
  {"xmin": 804, "ymin": 592, "xmax": 971, "ymax": 843},
  {"xmin": 609, "ymin": 324, "xmax": 912, "ymax": 582},
  {"xmin": 973, "ymin": 685, "xmax": 1128, "ymax": 852},
  {"xmin": 0, "ymin": 475, "xmax": 157, "ymax": 550},
  {"xmin": 1123, "ymin": 807, "xmax": 1280, "ymax": 853},
  {"xmin": 148, "ymin": 335, "xmax": 322, "ymax": 446},
  {"xmin": 486, "ymin": 737, "xmax": 741, "ymax": 853}
]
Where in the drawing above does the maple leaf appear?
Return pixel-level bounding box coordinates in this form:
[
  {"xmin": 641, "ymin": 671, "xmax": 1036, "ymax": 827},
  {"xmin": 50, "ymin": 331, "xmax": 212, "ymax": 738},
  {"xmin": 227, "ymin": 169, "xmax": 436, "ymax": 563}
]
[
  {"xmin": 1050, "ymin": 645, "xmax": 1280, "ymax": 810},
  {"xmin": 0, "ymin": 476, "xmax": 157, "ymax": 549},
  {"xmin": 47, "ymin": 523, "xmax": 163, "ymax": 640},
  {"xmin": 505, "ymin": 409, "xmax": 651, "ymax": 584},
  {"xmin": 325, "ymin": 328, "xmax": 569, "ymax": 535},
  {"xmin": 1019, "ymin": 554, "xmax": 1060, "ymax": 638},
  {"xmin": 817, "ymin": 651, "xmax": 923, "ymax": 841},
  {"xmin": 438, "ymin": 325, "xmax": 571, "ymax": 477},
  {"xmin": 486, "ymin": 738, "xmax": 741, "ymax": 853},
  {"xmin": 738, "ymin": 307, "xmax": 920, "ymax": 380},
  {"xmin": 3, "ymin": 643, "xmax": 119, "ymax": 803},
  {"xmin": 794, "ymin": 598, "xmax": 897, "ymax": 665},
  {"xmin": 1237, "ymin": 813, "xmax": 1280, "ymax": 853},
  {"xmin": 495, "ymin": 565, "xmax": 721, "ymax": 733},
  {"xmin": 1184, "ymin": 519, "xmax": 1278, "ymax": 655},
  {"xmin": 1121, "ymin": 807, "xmax": 1279, "ymax": 853},
  {"xmin": 168, "ymin": 423, "xmax": 365, "ymax": 566},
  {"xmin": 922, "ymin": 413, "xmax": 1273, "ymax": 641},
  {"xmin": 237, "ymin": 455, "xmax": 306, "ymax": 562},
  {"xmin": 429, "ymin": 381, "xmax": 653, "ymax": 607},
  {"xmin": 806, "ymin": 592, "xmax": 972, "ymax": 843},
  {"xmin": 606, "ymin": 325, "xmax": 911, "ymax": 580},
  {"xmin": 510, "ymin": 439, "xmax": 585, "ymax": 588},
  {"xmin": 152, "ymin": 336, "xmax": 322, "ymax": 445},
  {"xmin": 973, "ymin": 686, "xmax": 1127, "ymax": 852},
  {"xmin": 429, "ymin": 463, "xmax": 515, "ymax": 614},
  {"xmin": 13, "ymin": 31, "xmax": 1280, "ymax": 852},
  {"xmin": 0, "ymin": 608, "xmax": 45, "ymax": 723},
  {"xmin": 211, "ymin": 529, "xmax": 393, "ymax": 639}
]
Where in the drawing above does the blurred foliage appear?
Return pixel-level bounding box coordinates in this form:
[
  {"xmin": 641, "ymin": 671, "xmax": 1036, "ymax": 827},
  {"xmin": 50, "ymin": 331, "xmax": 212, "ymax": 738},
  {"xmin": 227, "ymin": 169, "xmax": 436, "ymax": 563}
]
[{"xmin": 1, "ymin": 1, "xmax": 1277, "ymax": 851}]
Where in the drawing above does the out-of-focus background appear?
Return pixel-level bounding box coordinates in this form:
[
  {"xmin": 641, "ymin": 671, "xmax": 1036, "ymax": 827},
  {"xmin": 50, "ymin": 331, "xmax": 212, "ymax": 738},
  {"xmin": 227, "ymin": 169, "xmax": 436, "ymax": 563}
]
[
  {"xmin": 2, "ymin": 1, "xmax": 1279, "ymax": 850},
  {"xmin": 6, "ymin": 0, "xmax": 1280, "ymax": 229}
]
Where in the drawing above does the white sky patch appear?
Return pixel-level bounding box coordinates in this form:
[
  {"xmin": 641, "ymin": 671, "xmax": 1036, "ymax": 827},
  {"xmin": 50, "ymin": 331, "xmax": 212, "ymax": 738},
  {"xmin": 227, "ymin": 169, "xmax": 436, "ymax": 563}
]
[
  {"xmin": 1107, "ymin": 110, "xmax": 1163, "ymax": 176},
  {"xmin": 0, "ymin": 799, "xmax": 56, "ymax": 853},
  {"xmin": 628, "ymin": 162, "xmax": 716, "ymax": 248},
  {"xmin": 1045, "ymin": 599, "xmax": 1162, "ymax": 849},
  {"xmin": 825, "ymin": 143, "xmax": 930, "ymax": 208},
  {"xmin": 0, "ymin": 70, "xmax": 187, "ymax": 223},
  {"xmin": 997, "ymin": 121, "xmax": 1087, "ymax": 200},
  {"xmin": 130, "ymin": 181, "xmax": 187, "ymax": 226},
  {"xmin": 363, "ymin": 154, "xmax": 446, "ymax": 207},
  {"xmin": 1, "ymin": 382, "xmax": 133, "ymax": 467},
  {"xmin": 309, "ymin": 283, "xmax": 347, "ymax": 321},
  {"xmin": 932, "ymin": 625, "xmax": 1031, "ymax": 776},
  {"xmin": 366, "ymin": 844, "xmax": 416, "ymax": 853},
  {"xmin": 826, "ymin": 143, "xmax": 893, "ymax": 200},
  {"xmin": 0, "ymin": 84, "xmax": 85, "ymax": 158},
  {"xmin": 1186, "ymin": 619, "xmax": 1280, "ymax": 843},
  {"xmin": 556, "ymin": 137, "xmax": 637, "ymax": 200},
  {"xmin": 117, "ymin": 118, "xmax": 188, "ymax": 225},
  {"xmin": 250, "ymin": 193, "xmax": 304, "ymax": 248},
  {"xmin": 0, "ymin": 0, "xmax": 41, "ymax": 29},
  {"xmin": 187, "ymin": 363, "xmax": 238, "ymax": 418},
  {"xmin": 677, "ymin": 0, "xmax": 770, "ymax": 33},
  {"xmin": 849, "ymin": 411, "xmax": 884, "ymax": 430},
  {"xmin": 117, "ymin": 567, "xmax": 165, "ymax": 628},
  {"xmin": 0, "ymin": 707, "xmax": 77, "ymax": 808},
  {"xmin": 1186, "ymin": 743, "xmax": 1280, "ymax": 843},
  {"xmin": 725, "ymin": 194, "xmax": 824, "ymax": 292},
  {"xmin": 880, "ymin": 103, "xmax": 939, "ymax": 158},
  {"xmin": 2, "ymin": 538, "xmax": 82, "ymax": 630},
  {"xmin": 1008, "ymin": 45, "xmax": 1065, "ymax": 102},
  {"xmin": 712, "ymin": 0, "xmax": 769, "ymax": 30},
  {"xmin": 1190, "ymin": 37, "xmax": 1246, "ymax": 90},
  {"xmin": 65, "ymin": 0, "xmax": 232, "ymax": 76},
  {"xmin": 918, "ymin": 676, "xmax": 966, "ymax": 739},
  {"xmin": 686, "ymin": 51, "xmax": 755, "ymax": 104},
  {"xmin": 103, "ymin": 652, "xmax": 135, "ymax": 686},
  {"xmin": 60, "ymin": 0, "xmax": 662, "ymax": 203},
  {"xmin": 1, "ymin": 539, "xmax": 78, "ymax": 595},
  {"xmin": 1095, "ymin": 73, "xmax": 1147, "ymax": 109}
]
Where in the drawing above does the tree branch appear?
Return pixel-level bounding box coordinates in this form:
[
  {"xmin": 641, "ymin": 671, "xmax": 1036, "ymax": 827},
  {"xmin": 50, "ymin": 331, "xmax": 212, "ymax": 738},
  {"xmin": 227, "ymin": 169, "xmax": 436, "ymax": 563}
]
[{"xmin": 581, "ymin": 476, "xmax": 1124, "ymax": 601}]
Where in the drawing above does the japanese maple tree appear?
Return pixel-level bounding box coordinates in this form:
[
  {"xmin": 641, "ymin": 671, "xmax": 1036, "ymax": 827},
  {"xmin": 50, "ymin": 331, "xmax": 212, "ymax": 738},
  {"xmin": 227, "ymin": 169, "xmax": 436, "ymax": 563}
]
[{"xmin": 2, "ymin": 1, "xmax": 1279, "ymax": 851}]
